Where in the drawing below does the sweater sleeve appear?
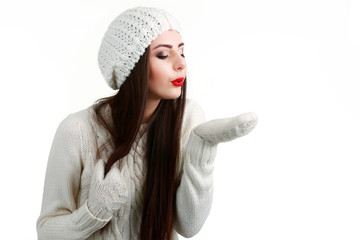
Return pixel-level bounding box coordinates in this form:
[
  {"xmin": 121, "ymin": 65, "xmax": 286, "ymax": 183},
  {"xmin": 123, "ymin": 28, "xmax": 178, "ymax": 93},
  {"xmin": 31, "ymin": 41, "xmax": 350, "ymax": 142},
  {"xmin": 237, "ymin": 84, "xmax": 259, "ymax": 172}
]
[
  {"xmin": 174, "ymin": 100, "xmax": 218, "ymax": 238},
  {"xmin": 37, "ymin": 113, "xmax": 109, "ymax": 240}
]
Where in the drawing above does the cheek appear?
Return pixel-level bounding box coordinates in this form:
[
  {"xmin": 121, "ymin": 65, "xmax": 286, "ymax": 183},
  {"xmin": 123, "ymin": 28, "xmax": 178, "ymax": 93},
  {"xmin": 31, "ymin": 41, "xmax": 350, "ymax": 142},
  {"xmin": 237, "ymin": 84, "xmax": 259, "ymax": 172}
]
[
  {"xmin": 148, "ymin": 66, "xmax": 166, "ymax": 94},
  {"xmin": 148, "ymin": 78, "xmax": 160, "ymax": 94},
  {"xmin": 149, "ymin": 61, "xmax": 166, "ymax": 80},
  {"xmin": 148, "ymin": 62, "xmax": 171, "ymax": 89}
]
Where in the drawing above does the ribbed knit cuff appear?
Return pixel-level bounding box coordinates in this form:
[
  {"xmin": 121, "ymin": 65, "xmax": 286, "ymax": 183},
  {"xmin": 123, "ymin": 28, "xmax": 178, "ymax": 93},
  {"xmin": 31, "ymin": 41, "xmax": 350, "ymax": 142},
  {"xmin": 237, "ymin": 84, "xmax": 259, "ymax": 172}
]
[
  {"xmin": 83, "ymin": 200, "xmax": 112, "ymax": 224},
  {"xmin": 38, "ymin": 201, "xmax": 110, "ymax": 239},
  {"xmin": 186, "ymin": 131, "xmax": 218, "ymax": 170}
]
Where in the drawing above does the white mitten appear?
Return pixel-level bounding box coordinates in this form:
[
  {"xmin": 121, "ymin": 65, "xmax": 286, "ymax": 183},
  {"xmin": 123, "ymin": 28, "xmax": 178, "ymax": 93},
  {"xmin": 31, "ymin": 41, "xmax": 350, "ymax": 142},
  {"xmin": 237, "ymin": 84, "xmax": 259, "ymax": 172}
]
[
  {"xmin": 194, "ymin": 112, "xmax": 258, "ymax": 144},
  {"xmin": 87, "ymin": 159, "xmax": 128, "ymax": 220}
]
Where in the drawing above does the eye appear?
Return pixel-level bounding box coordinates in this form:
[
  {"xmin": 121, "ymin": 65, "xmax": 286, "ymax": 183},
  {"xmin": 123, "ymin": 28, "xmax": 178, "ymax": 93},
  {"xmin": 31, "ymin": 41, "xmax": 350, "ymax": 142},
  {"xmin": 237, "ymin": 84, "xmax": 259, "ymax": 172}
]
[
  {"xmin": 157, "ymin": 54, "xmax": 168, "ymax": 59},
  {"xmin": 179, "ymin": 49, "xmax": 185, "ymax": 58}
]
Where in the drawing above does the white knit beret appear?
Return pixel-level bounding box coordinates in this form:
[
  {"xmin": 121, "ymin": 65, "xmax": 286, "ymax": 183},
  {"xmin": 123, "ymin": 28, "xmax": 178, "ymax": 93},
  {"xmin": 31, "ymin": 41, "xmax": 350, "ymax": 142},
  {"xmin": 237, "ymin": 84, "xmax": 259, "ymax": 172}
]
[{"xmin": 98, "ymin": 7, "xmax": 182, "ymax": 90}]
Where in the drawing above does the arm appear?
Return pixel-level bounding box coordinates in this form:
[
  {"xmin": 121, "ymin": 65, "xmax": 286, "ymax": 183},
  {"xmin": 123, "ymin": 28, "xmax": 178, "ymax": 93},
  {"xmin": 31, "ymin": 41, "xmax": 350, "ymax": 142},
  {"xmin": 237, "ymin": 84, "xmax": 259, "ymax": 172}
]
[
  {"xmin": 175, "ymin": 101, "xmax": 258, "ymax": 237},
  {"xmin": 36, "ymin": 114, "xmax": 109, "ymax": 240},
  {"xmin": 174, "ymin": 130, "xmax": 217, "ymax": 238}
]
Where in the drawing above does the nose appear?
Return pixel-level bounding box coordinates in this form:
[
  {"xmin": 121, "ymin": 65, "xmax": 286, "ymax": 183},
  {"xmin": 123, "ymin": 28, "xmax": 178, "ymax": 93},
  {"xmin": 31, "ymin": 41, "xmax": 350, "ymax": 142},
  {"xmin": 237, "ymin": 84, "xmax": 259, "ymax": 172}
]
[{"xmin": 174, "ymin": 53, "xmax": 186, "ymax": 71}]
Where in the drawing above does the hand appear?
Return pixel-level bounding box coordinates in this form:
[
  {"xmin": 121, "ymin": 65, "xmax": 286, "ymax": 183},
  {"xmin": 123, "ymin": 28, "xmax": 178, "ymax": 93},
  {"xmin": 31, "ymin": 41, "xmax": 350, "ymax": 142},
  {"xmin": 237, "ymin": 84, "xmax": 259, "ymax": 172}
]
[
  {"xmin": 87, "ymin": 159, "xmax": 128, "ymax": 220},
  {"xmin": 193, "ymin": 112, "xmax": 258, "ymax": 144}
]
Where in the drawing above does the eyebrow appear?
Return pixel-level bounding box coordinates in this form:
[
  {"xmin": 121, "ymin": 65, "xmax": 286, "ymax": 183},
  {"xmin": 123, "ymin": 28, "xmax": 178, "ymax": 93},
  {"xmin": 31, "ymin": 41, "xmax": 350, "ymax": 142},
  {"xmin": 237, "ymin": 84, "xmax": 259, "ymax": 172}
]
[{"xmin": 152, "ymin": 42, "xmax": 185, "ymax": 50}]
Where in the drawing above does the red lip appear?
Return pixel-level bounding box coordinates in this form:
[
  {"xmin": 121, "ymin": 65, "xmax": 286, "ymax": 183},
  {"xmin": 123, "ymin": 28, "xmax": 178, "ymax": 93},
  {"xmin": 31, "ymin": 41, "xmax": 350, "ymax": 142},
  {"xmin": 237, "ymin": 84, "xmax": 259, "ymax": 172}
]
[{"xmin": 171, "ymin": 77, "xmax": 185, "ymax": 87}]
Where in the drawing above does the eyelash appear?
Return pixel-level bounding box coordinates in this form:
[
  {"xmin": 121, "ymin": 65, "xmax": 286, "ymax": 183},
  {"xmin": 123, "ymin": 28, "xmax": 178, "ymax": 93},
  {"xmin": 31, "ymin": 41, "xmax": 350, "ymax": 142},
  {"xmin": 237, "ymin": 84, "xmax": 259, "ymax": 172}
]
[
  {"xmin": 157, "ymin": 53, "xmax": 185, "ymax": 59},
  {"xmin": 157, "ymin": 55, "xmax": 168, "ymax": 59}
]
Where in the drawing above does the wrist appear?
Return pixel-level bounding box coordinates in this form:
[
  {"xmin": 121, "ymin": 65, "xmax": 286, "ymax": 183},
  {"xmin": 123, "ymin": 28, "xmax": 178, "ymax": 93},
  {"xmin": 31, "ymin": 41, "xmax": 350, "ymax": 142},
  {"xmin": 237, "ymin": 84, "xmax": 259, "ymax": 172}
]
[
  {"xmin": 186, "ymin": 131, "xmax": 218, "ymax": 169},
  {"xmin": 87, "ymin": 199, "xmax": 112, "ymax": 221}
]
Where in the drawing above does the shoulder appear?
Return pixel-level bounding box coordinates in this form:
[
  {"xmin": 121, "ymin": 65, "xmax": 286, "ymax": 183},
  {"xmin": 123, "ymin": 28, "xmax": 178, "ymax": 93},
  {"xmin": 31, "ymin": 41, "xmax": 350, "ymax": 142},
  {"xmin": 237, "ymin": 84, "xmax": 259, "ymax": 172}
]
[
  {"xmin": 54, "ymin": 106, "xmax": 97, "ymax": 144},
  {"xmin": 182, "ymin": 99, "xmax": 205, "ymax": 135},
  {"xmin": 51, "ymin": 105, "xmax": 103, "ymax": 161},
  {"xmin": 58, "ymin": 106, "xmax": 94, "ymax": 130},
  {"xmin": 183, "ymin": 99, "xmax": 205, "ymax": 126},
  {"xmin": 184, "ymin": 99, "xmax": 203, "ymax": 115}
]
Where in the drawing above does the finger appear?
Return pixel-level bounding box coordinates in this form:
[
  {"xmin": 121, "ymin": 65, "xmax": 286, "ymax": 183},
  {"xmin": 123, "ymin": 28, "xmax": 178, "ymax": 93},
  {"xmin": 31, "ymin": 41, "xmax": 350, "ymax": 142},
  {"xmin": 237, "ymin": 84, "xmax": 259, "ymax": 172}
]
[
  {"xmin": 194, "ymin": 112, "xmax": 258, "ymax": 143},
  {"xmin": 236, "ymin": 112, "xmax": 258, "ymax": 125},
  {"xmin": 233, "ymin": 112, "xmax": 258, "ymax": 137}
]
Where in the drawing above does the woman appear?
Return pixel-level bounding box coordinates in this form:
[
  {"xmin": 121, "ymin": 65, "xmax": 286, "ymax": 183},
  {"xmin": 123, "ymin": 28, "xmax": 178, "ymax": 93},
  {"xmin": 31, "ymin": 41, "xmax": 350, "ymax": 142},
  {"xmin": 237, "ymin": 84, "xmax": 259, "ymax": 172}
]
[{"xmin": 36, "ymin": 6, "xmax": 258, "ymax": 240}]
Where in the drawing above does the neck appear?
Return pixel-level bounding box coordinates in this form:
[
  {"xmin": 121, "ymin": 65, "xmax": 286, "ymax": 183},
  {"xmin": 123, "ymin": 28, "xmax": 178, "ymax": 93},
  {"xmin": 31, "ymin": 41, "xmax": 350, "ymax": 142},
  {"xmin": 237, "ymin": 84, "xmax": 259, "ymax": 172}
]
[{"xmin": 142, "ymin": 98, "xmax": 160, "ymax": 123}]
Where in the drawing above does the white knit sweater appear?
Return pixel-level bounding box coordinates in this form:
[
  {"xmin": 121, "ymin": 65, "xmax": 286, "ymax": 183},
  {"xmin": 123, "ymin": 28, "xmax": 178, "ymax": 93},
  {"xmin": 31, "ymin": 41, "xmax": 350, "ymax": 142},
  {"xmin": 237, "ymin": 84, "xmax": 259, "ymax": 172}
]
[{"xmin": 37, "ymin": 99, "xmax": 217, "ymax": 240}]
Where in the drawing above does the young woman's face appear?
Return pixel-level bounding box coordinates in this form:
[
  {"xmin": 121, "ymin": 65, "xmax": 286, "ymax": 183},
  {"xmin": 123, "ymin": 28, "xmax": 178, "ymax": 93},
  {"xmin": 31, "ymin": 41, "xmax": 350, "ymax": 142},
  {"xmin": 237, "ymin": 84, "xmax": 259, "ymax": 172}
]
[{"xmin": 148, "ymin": 30, "xmax": 186, "ymax": 101}]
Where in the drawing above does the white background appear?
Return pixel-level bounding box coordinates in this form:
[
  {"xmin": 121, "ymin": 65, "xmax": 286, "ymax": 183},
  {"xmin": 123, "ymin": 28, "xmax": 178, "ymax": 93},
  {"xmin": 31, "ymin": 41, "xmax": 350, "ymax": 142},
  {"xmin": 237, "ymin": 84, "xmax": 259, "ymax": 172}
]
[{"xmin": 1, "ymin": 0, "xmax": 360, "ymax": 239}]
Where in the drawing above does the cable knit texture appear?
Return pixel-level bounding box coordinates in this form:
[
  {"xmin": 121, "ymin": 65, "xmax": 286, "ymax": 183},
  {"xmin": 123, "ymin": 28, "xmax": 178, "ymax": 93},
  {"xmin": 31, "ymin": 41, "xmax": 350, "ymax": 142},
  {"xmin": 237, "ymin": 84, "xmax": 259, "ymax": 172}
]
[
  {"xmin": 37, "ymin": 99, "xmax": 216, "ymax": 240},
  {"xmin": 87, "ymin": 159, "xmax": 129, "ymax": 220},
  {"xmin": 98, "ymin": 7, "xmax": 182, "ymax": 90}
]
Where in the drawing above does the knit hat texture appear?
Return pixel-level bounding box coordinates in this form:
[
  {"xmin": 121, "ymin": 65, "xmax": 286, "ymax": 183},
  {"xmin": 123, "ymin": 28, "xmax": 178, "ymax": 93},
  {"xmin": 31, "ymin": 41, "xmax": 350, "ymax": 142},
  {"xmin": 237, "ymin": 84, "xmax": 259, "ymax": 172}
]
[{"xmin": 98, "ymin": 7, "xmax": 182, "ymax": 90}]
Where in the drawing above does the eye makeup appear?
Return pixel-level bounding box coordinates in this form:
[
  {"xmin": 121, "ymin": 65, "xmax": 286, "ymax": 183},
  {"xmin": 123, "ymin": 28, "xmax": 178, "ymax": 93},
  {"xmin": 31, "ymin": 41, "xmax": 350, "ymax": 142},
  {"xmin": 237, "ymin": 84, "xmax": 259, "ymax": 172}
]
[
  {"xmin": 157, "ymin": 53, "xmax": 168, "ymax": 59},
  {"xmin": 156, "ymin": 49, "xmax": 184, "ymax": 60}
]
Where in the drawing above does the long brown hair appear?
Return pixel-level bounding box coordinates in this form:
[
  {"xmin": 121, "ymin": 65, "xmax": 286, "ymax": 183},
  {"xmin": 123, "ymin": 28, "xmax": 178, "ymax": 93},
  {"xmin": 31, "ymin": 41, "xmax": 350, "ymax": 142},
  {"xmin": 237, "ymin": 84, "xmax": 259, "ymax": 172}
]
[{"xmin": 94, "ymin": 47, "xmax": 187, "ymax": 240}]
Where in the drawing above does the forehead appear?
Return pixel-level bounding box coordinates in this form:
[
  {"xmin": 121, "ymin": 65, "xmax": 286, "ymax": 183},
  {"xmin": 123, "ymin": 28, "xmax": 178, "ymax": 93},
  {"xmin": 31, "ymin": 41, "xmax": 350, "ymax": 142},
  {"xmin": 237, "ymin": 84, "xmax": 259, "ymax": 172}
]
[{"xmin": 150, "ymin": 30, "xmax": 183, "ymax": 46}]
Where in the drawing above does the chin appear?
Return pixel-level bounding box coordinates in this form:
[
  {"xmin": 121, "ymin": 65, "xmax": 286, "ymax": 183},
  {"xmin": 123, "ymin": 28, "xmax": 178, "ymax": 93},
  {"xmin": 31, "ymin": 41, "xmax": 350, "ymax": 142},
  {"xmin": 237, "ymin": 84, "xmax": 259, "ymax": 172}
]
[
  {"xmin": 172, "ymin": 91, "xmax": 182, "ymax": 99},
  {"xmin": 163, "ymin": 95, "xmax": 181, "ymax": 100},
  {"xmin": 163, "ymin": 90, "xmax": 182, "ymax": 100}
]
